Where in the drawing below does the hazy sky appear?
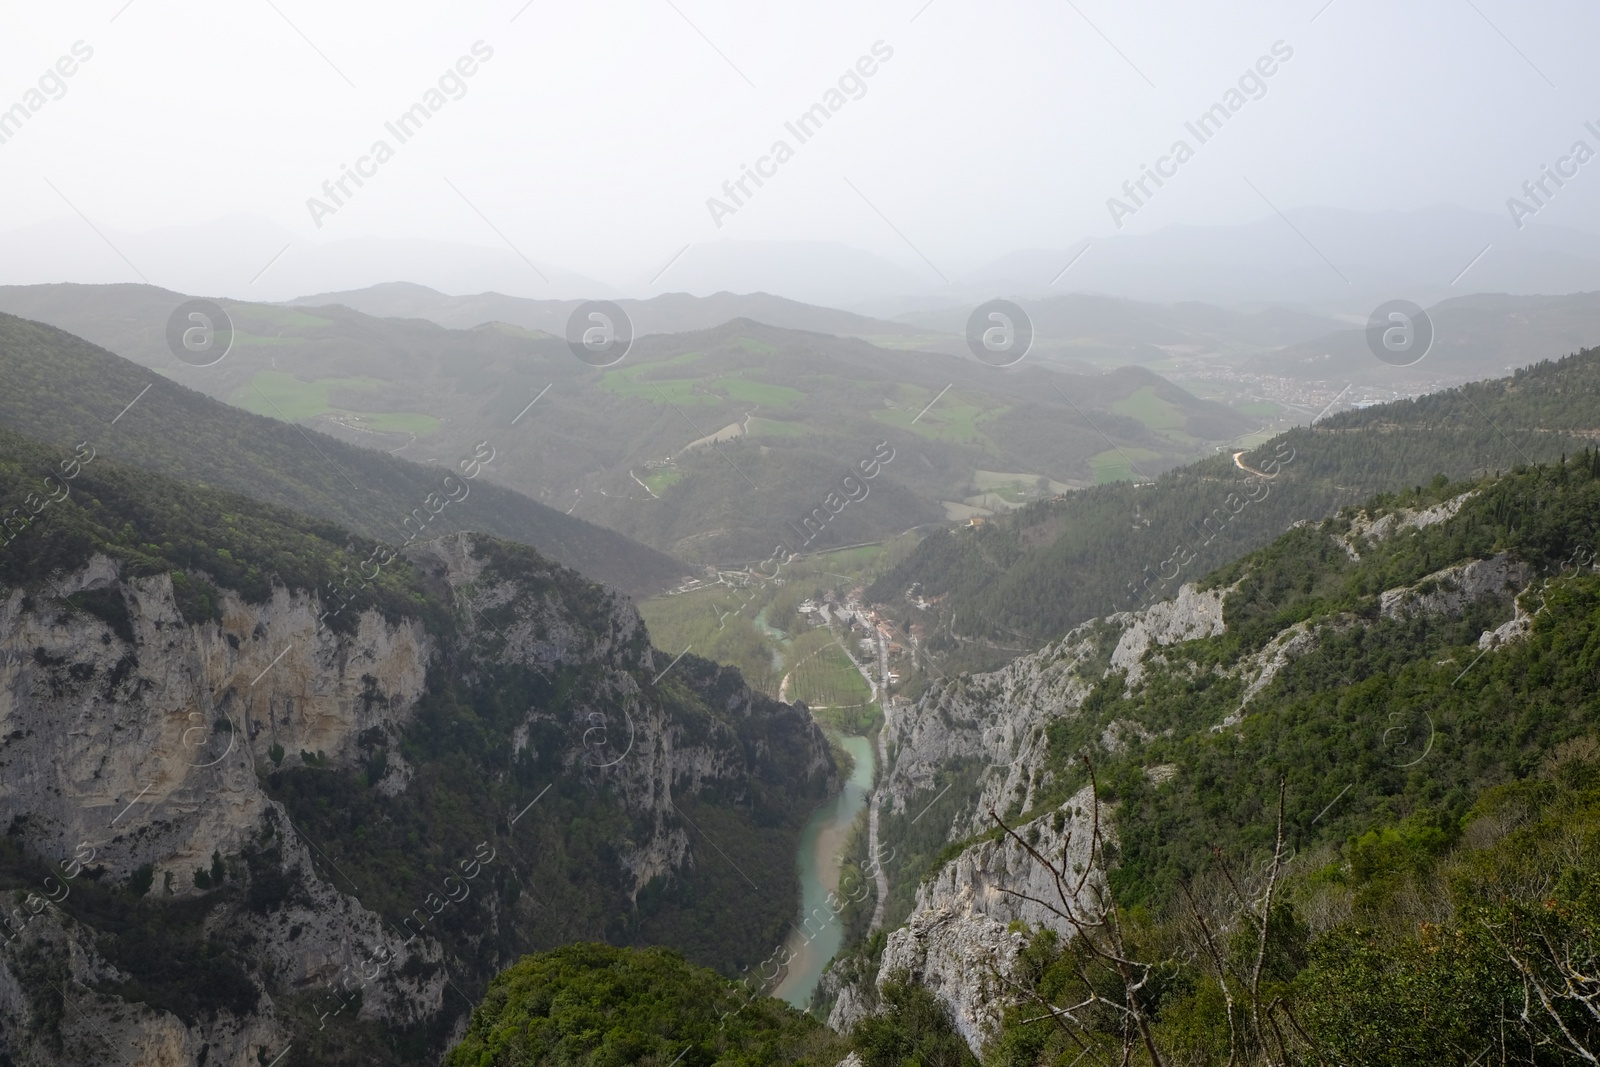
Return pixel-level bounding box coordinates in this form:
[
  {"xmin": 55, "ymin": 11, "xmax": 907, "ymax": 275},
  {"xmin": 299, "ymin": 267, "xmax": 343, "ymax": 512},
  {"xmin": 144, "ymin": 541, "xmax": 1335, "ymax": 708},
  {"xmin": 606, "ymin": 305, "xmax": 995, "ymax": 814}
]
[{"xmin": 3, "ymin": 0, "xmax": 1599, "ymax": 286}]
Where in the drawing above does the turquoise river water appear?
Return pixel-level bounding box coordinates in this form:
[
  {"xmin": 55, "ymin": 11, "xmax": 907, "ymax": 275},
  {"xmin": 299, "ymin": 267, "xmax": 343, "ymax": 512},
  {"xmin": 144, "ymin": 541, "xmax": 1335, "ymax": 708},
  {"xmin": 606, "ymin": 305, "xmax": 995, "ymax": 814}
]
[{"xmin": 773, "ymin": 733, "xmax": 876, "ymax": 1008}]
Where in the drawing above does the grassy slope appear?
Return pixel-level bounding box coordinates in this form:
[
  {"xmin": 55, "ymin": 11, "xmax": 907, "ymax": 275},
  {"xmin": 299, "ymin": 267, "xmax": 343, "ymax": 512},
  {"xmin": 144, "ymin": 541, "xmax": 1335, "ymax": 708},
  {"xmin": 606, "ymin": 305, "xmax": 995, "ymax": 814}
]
[
  {"xmin": 0, "ymin": 312, "xmax": 683, "ymax": 597},
  {"xmin": 0, "ymin": 284, "xmax": 1254, "ymax": 565}
]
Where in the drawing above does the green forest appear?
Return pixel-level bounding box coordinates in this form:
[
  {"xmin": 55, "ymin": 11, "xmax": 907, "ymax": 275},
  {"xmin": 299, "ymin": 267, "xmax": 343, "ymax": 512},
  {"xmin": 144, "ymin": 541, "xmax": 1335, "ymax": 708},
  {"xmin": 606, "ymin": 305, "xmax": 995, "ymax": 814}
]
[
  {"xmin": 847, "ymin": 452, "xmax": 1600, "ymax": 1064},
  {"xmin": 871, "ymin": 348, "xmax": 1600, "ymax": 675}
]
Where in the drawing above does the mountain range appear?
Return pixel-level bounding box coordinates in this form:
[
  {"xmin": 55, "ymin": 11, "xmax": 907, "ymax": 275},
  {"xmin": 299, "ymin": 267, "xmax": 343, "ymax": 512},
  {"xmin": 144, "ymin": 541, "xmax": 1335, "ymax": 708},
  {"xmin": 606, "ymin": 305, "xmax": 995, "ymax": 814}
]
[
  {"xmin": 0, "ymin": 284, "xmax": 1255, "ymax": 565},
  {"xmin": 10, "ymin": 205, "xmax": 1600, "ymax": 313},
  {"xmin": 5, "ymin": 292, "xmax": 1600, "ymax": 1065},
  {"xmin": 869, "ymin": 346, "xmax": 1600, "ymax": 676},
  {"xmin": 0, "ymin": 310, "xmax": 683, "ymax": 597}
]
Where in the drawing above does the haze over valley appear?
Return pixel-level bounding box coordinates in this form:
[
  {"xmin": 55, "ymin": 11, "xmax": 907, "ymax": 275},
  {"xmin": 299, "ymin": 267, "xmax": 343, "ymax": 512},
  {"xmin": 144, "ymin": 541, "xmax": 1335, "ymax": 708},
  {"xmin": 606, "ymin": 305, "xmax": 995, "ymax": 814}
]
[{"xmin": 4, "ymin": 4, "xmax": 1600, "ymax": 1065}]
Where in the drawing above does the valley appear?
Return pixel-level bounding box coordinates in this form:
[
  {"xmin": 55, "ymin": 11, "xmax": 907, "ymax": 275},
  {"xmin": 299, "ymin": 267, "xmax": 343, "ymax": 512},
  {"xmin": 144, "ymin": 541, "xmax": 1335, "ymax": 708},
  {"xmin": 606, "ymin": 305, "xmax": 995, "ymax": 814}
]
[
  {"xmin": 5, "ymin": 292, "xmax": 1600, "ymax": 1064},
  {"xmin": 10, "ymin": 11, "xmax": 1600, "ymax": 1061}
]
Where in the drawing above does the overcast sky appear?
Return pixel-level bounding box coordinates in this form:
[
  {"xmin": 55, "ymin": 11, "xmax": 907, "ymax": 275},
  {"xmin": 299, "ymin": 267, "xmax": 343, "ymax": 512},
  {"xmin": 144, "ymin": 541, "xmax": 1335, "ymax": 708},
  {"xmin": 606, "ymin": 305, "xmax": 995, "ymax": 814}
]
[{"xmin": 3, "ymin": 0, "xmax": 1599, "ymax": 288}]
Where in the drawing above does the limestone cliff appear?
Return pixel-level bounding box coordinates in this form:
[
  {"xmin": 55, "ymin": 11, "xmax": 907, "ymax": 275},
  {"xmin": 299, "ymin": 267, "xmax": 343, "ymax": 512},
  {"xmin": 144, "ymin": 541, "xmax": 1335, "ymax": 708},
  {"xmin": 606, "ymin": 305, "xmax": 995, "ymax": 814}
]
[
  {"xmin": 839, "ymin": 505, "xmax": 1541, "ymax": 1055},
  {"xmin": 829, "ymin": 786, "xmax": 1101, "ymax": 1050},
  {"xmin": 0, "ymin": 529, "xmax": 834, "ymax": 1066}
]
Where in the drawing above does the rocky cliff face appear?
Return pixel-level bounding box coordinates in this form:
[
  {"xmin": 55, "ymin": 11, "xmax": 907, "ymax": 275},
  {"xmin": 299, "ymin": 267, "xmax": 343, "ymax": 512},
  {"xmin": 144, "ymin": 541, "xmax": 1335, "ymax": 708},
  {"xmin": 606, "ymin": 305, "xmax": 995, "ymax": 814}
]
[
  {"xmin": 0, "ymin": 553, "xmax": 442, "ymax": 1064},
  {"xmin": 2, "ymin": 555, "xmax": 431, "ymax": 893},
  {"xmin": 876, "ymin": 583, "xmax": 1227, "ymax": 846},
  {"xmin": 0, "ymin": 531, "xmax": 834, "ymax": 1066},
  {"xmin": 840, "ymin": 508, "xmax": 1543, "ymax": 1055},
  {"xmin": 829, "ymin": 786, "xmax": 1101, "ymax": 1050}
]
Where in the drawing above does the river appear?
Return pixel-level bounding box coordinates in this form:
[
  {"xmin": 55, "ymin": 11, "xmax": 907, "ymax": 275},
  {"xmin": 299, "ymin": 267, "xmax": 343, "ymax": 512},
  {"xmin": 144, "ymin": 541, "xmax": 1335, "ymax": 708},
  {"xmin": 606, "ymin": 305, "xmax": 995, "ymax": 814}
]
[{"xmin": 773, "ymin": 732, "xmax": 876, "ymax": 1008}]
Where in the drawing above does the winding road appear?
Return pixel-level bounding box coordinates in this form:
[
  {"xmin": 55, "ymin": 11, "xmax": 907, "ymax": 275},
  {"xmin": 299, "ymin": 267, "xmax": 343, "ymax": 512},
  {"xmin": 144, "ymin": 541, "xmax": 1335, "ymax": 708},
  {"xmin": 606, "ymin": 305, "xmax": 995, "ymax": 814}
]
[{"xmin": 1232, "ymin": 450, "xmax": 1278, "ymax": 478}]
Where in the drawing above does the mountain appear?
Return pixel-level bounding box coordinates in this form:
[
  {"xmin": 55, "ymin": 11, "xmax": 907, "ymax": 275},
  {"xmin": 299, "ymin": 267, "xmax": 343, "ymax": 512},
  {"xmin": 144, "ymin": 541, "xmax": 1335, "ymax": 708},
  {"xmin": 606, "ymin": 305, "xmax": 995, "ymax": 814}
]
[
  {"xmin": 829, "ymin": 452, "xmax": 1600, "ymax": 1061},
  {"xmin": 0, "ymin": 424, "xmax": 834, "ymax": 1064},
  {"xmin": 0, "ymin": 309, "xmax": 684, "ymax": 597},
  {"xmin": 13, "ymin": 206, "xmax": 1600, "ymax": 315},
  {"xmin": 893, "ymin": 291, "xmax": 1349, "ymax": 366},
  {"xmin": 284, "ymin": 281, "xmax": 938, "ymax": 341},
  {"xmin": 0, "ymin": 216, "xmax": 933, "ymax": 308},
  {"xmin": 629, "ymin": 240, "xmax": 934, "ymax": 308},
  {"xmin": 0, "ymin": 283, "xmax": 1253, "ymax": 566},
  {"xmin": 0, "ymin": 214, "xmax": 614, "ymax": 303},
  {"xmin": 958, "ymin": 205, "xmax": 1600, "ymax": 310},
  {"xmin": 869, "ymin": 346, "xmax": 1600, "ymax": 675},
  {"xmin": 1248, "ymin": 290, "xmax": 1600, "ymax": 387}
]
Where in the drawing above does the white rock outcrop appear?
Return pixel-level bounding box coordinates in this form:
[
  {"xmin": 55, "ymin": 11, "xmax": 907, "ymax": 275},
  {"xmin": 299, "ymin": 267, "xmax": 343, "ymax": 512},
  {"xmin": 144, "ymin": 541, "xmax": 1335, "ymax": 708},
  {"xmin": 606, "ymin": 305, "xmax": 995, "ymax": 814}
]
[
  {"xmin": 1379, "ymin": 553, "xmax": 1530, "ymax": 621},
  {"xmin": 831, "ymin": 787, "xmax": 1103, "ymax": 1053}
]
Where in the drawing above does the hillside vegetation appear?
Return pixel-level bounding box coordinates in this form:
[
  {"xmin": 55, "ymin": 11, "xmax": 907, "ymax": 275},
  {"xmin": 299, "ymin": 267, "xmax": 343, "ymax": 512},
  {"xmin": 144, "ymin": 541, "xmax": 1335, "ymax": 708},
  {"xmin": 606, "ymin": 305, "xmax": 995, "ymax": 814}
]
[
  {"xmin": 446, "ymin": 943, "xmax": 979, "ymax": 1067},
  {"xmin": 0, "ymin": 424, "xmax": 831, "ymax": 1063},
  {"xmin": 863, "ymin": 451, "xmax": 1600, "ymax": 1064},
  {"xmin": 0, "ymin": 311, "xmax": 682, "ymax": 596},
  {"xmin": 872, "ymin": 348, "xmax": 1600, "ymax": 673},
  {"xmin": 0, "ymin": 285, "xmax": 1252, "ymax": 564}
]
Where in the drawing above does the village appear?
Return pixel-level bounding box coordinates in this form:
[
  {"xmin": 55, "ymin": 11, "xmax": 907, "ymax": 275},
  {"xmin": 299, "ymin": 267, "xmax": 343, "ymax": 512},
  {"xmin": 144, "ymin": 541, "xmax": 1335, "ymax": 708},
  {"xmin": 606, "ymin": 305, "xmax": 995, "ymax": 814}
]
[{"xmin": 660, "ymin": 559, "xmax": 936, "ymax": 710}]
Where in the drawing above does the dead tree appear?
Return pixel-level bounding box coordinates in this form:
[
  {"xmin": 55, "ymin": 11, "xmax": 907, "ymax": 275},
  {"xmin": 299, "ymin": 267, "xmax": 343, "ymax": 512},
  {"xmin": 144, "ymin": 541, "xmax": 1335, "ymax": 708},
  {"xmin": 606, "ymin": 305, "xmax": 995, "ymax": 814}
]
[
  {"xmin": 989, "ymin": 763, "xmax": 1324, "ymax": 1067},
  {"xmin": 988, "ymin": 756, "xmax": 1170, "ymax": 1067}
]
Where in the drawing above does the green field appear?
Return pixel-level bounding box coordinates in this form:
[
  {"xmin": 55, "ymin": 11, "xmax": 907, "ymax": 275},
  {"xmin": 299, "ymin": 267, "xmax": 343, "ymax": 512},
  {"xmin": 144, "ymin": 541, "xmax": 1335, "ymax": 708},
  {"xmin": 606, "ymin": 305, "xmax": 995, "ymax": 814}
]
[
  {"xmin": 642, "ymin": 468, "xmax": 684, "ymax": 495},
  {"xmin": 1089, "ymin": 446, "xmax": 1163, "ymax": 483},
  {"xmin": 747, "ymin": 416, "xmax": 809, "ymax": 438},
  {"xmin": 731, "ymin": 335, "xmax": 777, "ymax": 355},
  {"xmin": 991, "ymin": 484, "xmax": 1027, "ymax": 503},
  {"xmin": 599, "ymin": 353, "xmax": 719, "ymax": 405},
  {"xmin": 1236, "ymin": 399, "xmax": 1283, "ymax": 417},
  {"xmin": 717, "ymin": 377, "xmax": 805, "ymax": 408},
  {"xmin": 357, "ymin": 411, "xmax": 442, "ymax": 433},
  {"xmin": 637, "ymin": 539, "xmax": 903, "ymax": 709},
  {"xmin": 787, "ymin": 641, "xmax": 872, "ymax": 709},
  {"xmin": 637, "ymin": 583, "xmax": 783, "ymax": 696},
  {"xmin": 598, "ymin": 358, "xmax": 805, "ymax": 410},
  {"xmin": 873, "ymin": 384, "xmax": 999, "ymax": 447},
  {"xmin": 805, "ymin": 543, "xmax": 887, "ymax": 571},
  {"xmin": 230, "ymin": 371, "xmax": 440, "ymax": 435},
  {"xmin": 231, "ymin": 370, "xmax": 382, "ymax": 419},
  {"xmin": 228, "ymin": 306, "xmax": 336, "ymax": 332},
  {"xmin": 1112, "ymin": 385, "xmax": 1188, "ymax": 433}
]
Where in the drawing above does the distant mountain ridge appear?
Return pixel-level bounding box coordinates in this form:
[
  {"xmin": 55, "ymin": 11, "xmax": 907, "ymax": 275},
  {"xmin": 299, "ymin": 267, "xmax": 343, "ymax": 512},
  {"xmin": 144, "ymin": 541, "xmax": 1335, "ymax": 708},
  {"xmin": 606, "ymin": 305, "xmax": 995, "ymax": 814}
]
[
  {"xmin": 11, "ymin": 205, "xmax": 1600, "ymax": 313},
  {"xmin": 0, "ymin": 284, "xmax": 1254, "ymax": 567},
  {"xmin": 0, "ymin": 310, "xmax": 684, "ymax": 596},
  {"xmin": 284, "ymin": 281, "xmax": 936, "ymax": 340},
  {"xmin": 1248, "ymin": 289, "xmax": 1600, "ymax": 386},
  {"xmin": 955, "ymin": 205, "xmax": 1600, "ymax": 312}
]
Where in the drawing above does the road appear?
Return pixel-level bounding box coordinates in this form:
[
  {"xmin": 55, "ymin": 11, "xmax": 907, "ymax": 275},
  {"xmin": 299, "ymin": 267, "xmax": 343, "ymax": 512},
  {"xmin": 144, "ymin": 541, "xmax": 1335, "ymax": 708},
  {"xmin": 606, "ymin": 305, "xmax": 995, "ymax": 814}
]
[{"xmin": 1232, "ymin": 450, "xmax": 1277, "ymax": 478}]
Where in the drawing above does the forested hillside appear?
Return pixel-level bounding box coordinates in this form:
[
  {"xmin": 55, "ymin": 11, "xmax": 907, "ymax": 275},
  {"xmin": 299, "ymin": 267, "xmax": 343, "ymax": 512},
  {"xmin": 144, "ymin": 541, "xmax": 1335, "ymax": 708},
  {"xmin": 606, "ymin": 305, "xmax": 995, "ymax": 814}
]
[
  {"xmin": 842, "ymin": 451, "xmax": 1600, "ymax": 1064},
  {"xmin": 444, "ymin": 451, "xmax": 1600, "ymax": 1065},
  {"xmin": 0, "ymin": 425, "xmax": 831, "ymax": 1064},
  {"xmin": 871, "ymin": 348, "xmax": 1600, "ymax": 673},
  {"xmin": 0, "ymin": 312, "xmax": 683, "ymax": 596}
]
